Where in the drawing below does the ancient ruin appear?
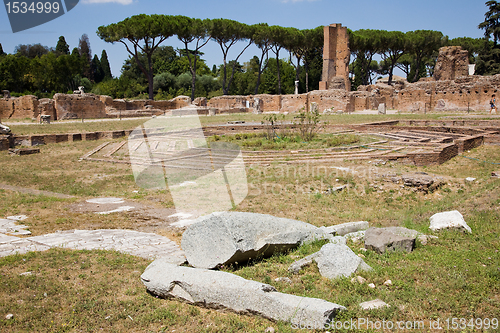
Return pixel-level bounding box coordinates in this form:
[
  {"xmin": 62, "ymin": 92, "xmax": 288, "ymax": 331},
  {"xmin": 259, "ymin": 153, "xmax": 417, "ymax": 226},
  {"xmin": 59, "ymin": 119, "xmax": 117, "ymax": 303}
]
[
  {"xmin": 434, "ymin": 46, "xmax": 470, "ymax": 81},
  {"xmin": 319, "ymin": 23, "xmax": 351, "ymax": 91}
]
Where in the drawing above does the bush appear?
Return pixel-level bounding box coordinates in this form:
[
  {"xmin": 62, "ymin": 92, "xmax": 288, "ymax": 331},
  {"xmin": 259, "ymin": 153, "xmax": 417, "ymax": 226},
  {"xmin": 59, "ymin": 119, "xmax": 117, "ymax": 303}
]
[
  {"xmin": 153, "ymin": 72, "xmax": 176, "ymax": 92},
  {"xmin": 92, "ymin": 77, "xmax": 146, "ymax": 99}
]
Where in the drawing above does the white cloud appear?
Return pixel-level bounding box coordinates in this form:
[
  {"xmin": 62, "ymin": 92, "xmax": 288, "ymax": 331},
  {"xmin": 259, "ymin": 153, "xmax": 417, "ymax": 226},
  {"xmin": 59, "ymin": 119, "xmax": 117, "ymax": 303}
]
[{"xmin": 82, "ymin": 0, "xmax": 134, "ymax": 4}]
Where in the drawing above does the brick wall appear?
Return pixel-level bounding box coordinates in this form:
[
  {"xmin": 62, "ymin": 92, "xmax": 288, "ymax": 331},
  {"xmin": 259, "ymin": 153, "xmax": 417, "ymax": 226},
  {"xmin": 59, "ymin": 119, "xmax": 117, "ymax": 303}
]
[
  {"xmin": 0, "ymin": 99, "xmax": 14, "ymax": 120},
  {"xmin": 12, "ymin": 96, "xmax": 39, "ymax": 119},
  {"xmin": 54, "ymin": 94, "xmax": 106, "ymax": 120}
]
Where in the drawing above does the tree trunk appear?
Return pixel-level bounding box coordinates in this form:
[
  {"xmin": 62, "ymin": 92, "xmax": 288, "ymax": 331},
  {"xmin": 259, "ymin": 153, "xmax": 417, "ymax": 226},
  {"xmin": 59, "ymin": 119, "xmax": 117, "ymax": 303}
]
[
  {"xmin": 305, "ymin": 60, "xmax": 309, "ymax": 93},
  {"xmin": 147, "ymin": 54, "xmax": 154, "ymax": 100},
  {"xmin": 275, "ymin": 51, "xmax": 282, "ymax": 95},
  {"xmin": 294, "ymin": 55, "xmax": 301, "ymax": 94},
  {"xmin": 255, "ymin": 53, "xmax": 267, "ymax": 95},
  {"xmin": 411, "ymin": 55, "xmax": 422, "ymax": 83},
  {"xmin": 388, "ymin": 64, "xmax": 394, "ymax": 86}
]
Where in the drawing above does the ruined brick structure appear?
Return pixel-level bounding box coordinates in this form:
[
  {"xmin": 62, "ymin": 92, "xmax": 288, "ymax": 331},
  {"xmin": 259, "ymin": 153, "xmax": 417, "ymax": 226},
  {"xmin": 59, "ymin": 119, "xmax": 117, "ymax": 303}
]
[
  {"xmin": 319, "ymin": 24, "xmax": 351, "ymax": 91},
  {"xmin": 1, "ymin": 40, "xmax": 499, "ymax": 120},
  {"xmin": 433, "ymin": 46, "xmax": 469, "ymax": 81},
  {"xmin": 206, "ymin": 74, "xmax": 500, "ymax": 113},
  {"xmin": 0, "ymin": 94, "xmax": 191, "ymax": 121}
]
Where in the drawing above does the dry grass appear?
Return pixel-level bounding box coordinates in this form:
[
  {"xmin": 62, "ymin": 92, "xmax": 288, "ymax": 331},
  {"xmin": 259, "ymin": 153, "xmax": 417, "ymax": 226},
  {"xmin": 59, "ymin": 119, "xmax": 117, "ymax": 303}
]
[
  {"xmin": 0, "ymin": 114, "xmax": 499, "ymax": 332},
  {"xmin": 0, "ymin": 249, "xmax": 283, "ymax": 333},
  {"xmin": 5, "ymin": 111, "xmax": 462, "ymax": 136}
]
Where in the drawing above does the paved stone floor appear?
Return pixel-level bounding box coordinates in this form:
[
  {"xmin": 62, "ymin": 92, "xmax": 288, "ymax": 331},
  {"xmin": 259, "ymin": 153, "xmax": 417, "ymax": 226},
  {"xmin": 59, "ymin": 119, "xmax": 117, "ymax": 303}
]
[{"xmin": 0, "ymin": 229, "xmax": 186, "ymax": 264}]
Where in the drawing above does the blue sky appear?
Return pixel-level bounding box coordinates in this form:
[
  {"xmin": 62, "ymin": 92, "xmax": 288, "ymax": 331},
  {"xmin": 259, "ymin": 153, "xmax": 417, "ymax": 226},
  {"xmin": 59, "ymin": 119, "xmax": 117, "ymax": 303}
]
[{"xmin": 0, "ymin": 0, "xmax": 489, "ymax": 78}]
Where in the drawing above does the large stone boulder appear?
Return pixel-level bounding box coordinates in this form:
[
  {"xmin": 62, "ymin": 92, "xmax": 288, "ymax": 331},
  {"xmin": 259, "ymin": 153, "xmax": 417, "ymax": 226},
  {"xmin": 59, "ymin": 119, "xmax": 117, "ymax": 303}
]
[
  {"xmin": 181, "ymin": 212, "xmax": 330, "ymax": 269},
  {"xmin": 289, "ymin": 238, "xmax": 372, "ymax": 279},
  {"xmin": 429, "ymin": 210, "xmax": 471, "ymax": 233},
  {"xmin": 364, "ymin": 227, "xmax": 418, "ymax": 254},
  {"xmin": 141, "ymin": 259, "xmax": 345, "ymax": 325}
]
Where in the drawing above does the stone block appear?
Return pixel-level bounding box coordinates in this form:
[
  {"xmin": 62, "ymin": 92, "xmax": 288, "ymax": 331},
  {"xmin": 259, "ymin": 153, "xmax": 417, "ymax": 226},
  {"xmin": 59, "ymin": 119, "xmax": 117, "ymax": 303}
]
[
  {"xmin": 378, "ymin": 103, "xmax": 386, "ymax": 114},
  {"xmin": 364, "ymin": 227, "xmax": 418, "ymax": 254},
  {"xmin": 141, "ymin": 259, "xmax": 345, "ymax": 325},
  {"xmin": 429, "ymin": 210, "xmax": 471, "ymax": 233}
]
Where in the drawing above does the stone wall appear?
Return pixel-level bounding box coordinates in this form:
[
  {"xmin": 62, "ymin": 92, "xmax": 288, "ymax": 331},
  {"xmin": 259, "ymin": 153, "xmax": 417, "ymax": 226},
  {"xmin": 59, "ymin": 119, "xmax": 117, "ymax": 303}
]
[
  {"xmin": 0, "ymin": 95, "xmax": 40, "ymax": 120},
  {"xmin": 37, "ymin": 99, "xmax": 56, "ymax": 119},
  {"xmin": 3, "ymin": 73, "xmax": 500, "ymax": 120},
  {"xmin": 0, "ymin": 94, "xmax": 194, "ymax": 120},
  {"xmin": 434, "ymin": 46, "xmax": 469, "ymax": 81},
  {"xmin": 0, "ymin": 99, "xmax": 14, "ymax": 120},
  {"xmin": 54, "ymin": 94, "xmax": 107, "ymax": 120},
  {"xmin": 392, "ymin": 75, "xmax": 500, "ymax": 112}
]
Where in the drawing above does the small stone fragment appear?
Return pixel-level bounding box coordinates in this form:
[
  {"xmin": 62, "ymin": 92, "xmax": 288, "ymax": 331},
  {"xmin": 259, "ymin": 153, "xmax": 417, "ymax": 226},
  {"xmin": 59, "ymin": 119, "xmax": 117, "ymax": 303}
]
[
  {"xmin": 5, "ymin": 314, "xmax": 14, "ymax": 320},
  {"xmin": 274, "ymin": 277, "xmax": 292, "ymax": 284},
  {"xmin": 264, "ymin": 327, "xmax": 275, "ymax": 333},
  {"xmin": 429, "ymin": 210, "xmax": 472, "ymax": 233},
  {"xmin": 359, "ymin": 299, "xmax": 389, "ymax": 310},
  {"xmin": 384, "ymin": 280, "xmax": 392, "ymax": 286},
  {"xmin": 357, "ymin": 276, "xmax": 367, "ymax": 284},
  {"xmin": 368, "ymin": 283, "xmax": 376, "ymax": 289}
]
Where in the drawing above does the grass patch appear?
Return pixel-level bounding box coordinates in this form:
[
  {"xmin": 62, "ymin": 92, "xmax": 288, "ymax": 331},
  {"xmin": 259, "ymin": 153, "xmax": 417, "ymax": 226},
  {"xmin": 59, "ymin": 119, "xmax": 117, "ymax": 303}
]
[
  {"xmin": 0, "ymin": 113, "xmax": 499, "ymax": 331},
  {"xmin": 208, "ymin": 133, "xmax": 369, "ymax": 151}
]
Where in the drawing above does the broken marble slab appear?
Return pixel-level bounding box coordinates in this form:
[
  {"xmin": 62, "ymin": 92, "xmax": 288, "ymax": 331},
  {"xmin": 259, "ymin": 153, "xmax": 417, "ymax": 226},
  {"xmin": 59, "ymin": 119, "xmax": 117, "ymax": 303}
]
[
  {"xmin": 141, "ymin": 258, "xmax": 345, "ymax": 325},
  {"xmin": 181, "ymin": 212, "xmax": 331, "ymax": 269},
  {"xmin": 320, "ymin": 221, "xmax": 369, "ymax": 236},
  {"xmin": 288, "ymin": 238, "xmax": 372, "ymax": 279}
]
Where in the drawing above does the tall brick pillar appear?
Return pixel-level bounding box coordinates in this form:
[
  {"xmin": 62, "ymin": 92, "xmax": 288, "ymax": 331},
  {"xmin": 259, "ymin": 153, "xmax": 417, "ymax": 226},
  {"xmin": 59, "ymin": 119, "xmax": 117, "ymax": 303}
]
[{"xmin": 319, "ymin": 23, "xmax": 351, "ymax": 91}]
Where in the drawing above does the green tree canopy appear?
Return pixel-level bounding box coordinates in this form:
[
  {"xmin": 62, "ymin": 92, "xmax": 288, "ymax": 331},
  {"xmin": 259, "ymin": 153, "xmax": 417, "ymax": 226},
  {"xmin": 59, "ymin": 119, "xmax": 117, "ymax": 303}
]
[
  {"xmin": 251, "ymin": 23, "xmax": 273, "ymax": 94},
  {"xmin": 14, "ymin": 43, "xmax": 52, "ymax": 58},
  {"xmin": 479, "ymin": 1, "xmax": 500, "ymax": 45},
  {"xmin": 208, "ymin": 18, "xmax": 254, "ymax": 95},
  {"xmin": 350, "ymin": 29, "xmax": 383, "ymax": 88},
  {"xmin": 97, "ymin": 14, "xmax": 177, "ymax": 100},
  {"xmin": 78, "ymin": 34, "xmax": 92, "ymax": 80},
  {"xmin": 100, "ymin": 50, "xmax": 112, "ymax": 80},
  {"xmin": 378, "ymin": 30, "xmax": 407, "ymax": 85},
  {"xmin": 55, "ymin": 36, "xmax": 70, "ymax": 56},
  {"xmin": 404, "ymin": 30, "xmax": 445, "ymax": 82},
  {"xmin": 175, "ymin": 16, "xmax": 211, "ymax": 101}
]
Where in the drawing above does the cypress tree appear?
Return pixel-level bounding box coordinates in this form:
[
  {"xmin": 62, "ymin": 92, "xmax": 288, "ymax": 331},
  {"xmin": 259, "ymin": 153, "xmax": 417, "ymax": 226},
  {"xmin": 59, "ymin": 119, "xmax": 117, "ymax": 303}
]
[
  {"xmin": 55, "ymin": 36, "xmax": 70, "ymax": 56},
  {"xmin": 100, "ymin": 50, "xmax": 112, "ymax": 80},
  {"xmin": 92, "ymin": 54, "xmax": 104, "ymax": 83},
  {"xmin": 78, "ymin": 34, "xmax": 92, "ymax": 80},
  {"xmin": 71, "ymin": 47, "xmax": 79, "ymax": 57}
]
